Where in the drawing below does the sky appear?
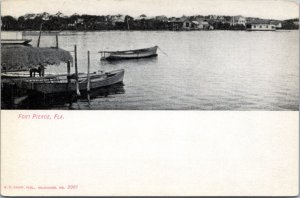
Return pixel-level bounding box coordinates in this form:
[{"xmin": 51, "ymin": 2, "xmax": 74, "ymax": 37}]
[{"xmin": 1, "ymin": 0, "xmax": 299, "ymax": 20}]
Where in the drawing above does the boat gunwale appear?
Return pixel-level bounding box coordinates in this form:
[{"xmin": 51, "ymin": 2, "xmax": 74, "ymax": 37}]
[
  {"xmin": 1, "ymin": 39, "xmax": 32, "ymax": 41},
  {"xmin": 18, "ymin": 69, "xmax": 124, "ymax": 84}
]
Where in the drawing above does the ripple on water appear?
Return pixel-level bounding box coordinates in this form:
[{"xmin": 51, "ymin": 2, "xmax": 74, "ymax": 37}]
[{"xmin": 15, "ymin": 30, "xmax": 299, "ymax": 110}]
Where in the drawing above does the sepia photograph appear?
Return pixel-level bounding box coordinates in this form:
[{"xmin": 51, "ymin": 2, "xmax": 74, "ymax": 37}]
[{"xmin": 1, "ymin": 0, "xmax": 299, "ymax": 110}]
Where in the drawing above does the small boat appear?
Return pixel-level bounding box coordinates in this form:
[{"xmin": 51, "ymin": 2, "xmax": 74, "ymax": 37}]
[
  {"xmin": 99, "ymin": 46, "xmax": 158, "ymax": 60},
  {"xmin": 1, "ymin": 39, "xmax": 32, "ymax": 45},
  {"xmin": 1, "ymin": 70, "xmax": 32, "ymax": 78},
  {"xmin": 19, "ymin": 69, "xmax": 125, "ymax": 95}
]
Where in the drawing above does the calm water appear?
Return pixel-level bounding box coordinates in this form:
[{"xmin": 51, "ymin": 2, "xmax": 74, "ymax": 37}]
[{"xmin": 22, "ymin": 30, "xmax": 298, "ymax": 110}]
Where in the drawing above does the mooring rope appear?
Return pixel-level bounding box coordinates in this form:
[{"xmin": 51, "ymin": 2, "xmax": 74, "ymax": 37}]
[{"xmin": 158, "ymin": 46, "xmax": 168, "ymax": 56}]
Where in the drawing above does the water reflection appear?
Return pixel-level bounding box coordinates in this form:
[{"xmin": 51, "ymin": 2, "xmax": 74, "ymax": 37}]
[
  {"xmin": 1, "ymin": 83, "xmax": 125, "ymax": 109},
  {"xmin": 81, "ymin": 82, "xmax": 125, "ymax": 99},
  {"xmin": 99, "ymin": 56, "xmax": 158, "ymax": 67}
]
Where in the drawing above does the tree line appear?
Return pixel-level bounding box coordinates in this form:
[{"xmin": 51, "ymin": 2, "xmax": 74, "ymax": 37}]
[{"xmin": 1, "ymin": 14, "xmax": 299, "ymax": 31}]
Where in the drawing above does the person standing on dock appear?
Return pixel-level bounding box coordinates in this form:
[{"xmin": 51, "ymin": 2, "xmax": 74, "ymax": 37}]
[{"xmin": 29, "ymin": 65, "xmax": 45, "ymax": 77}]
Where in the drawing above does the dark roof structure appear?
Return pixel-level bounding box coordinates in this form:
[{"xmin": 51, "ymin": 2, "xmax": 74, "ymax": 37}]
[{"xmin": 1, "ymin": 45, "xmax": 73, "ymax": 71}]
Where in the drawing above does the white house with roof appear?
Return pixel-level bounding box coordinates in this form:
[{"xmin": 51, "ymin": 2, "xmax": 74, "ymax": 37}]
[
  {"xmin": 231, "ymin": 16, "xmax": 246, "ymax": 26},
  {"xmin": 191, "ymin": 21, "xmax": 209, "ymax": 29},
  {"xmin": 186, "ymin": 20, "xmax": 211, "ymax": 30},
  {"xmin": 246, "ymin": 21, "xmax": 276, "ymax": 31},
  {"xmin": 111, "ymin": 15, "xmax": 125, "ymax": 25},
  {"xmin": 198, "ymin": 21, "xmax": 210, "ymax": 29}
]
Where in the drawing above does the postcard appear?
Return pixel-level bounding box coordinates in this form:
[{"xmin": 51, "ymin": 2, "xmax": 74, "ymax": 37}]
[{"xmin": 1, "ymin": 0, "xmax": 299, "ymax": 196}]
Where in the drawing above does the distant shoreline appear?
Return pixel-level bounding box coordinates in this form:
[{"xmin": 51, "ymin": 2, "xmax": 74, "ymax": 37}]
[{"xmin": 2, "ymin": 13, "xmax": 298, "ymax": 32}]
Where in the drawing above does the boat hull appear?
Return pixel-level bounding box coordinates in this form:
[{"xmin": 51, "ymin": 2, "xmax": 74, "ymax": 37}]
[
  {"xmin": 1, "ymin": 39, "xmax": 32, "ymax": 45},
  {"xmin": 21, "ymin": 69, "xmax": 125, "ymax": 94},
  {"xmin": 101, "ymin": 46, "xmax": 158, "ymax": 60},
  {"xmin": 105, "ymin": 53, "xmax": 157, "ymax": 60}
]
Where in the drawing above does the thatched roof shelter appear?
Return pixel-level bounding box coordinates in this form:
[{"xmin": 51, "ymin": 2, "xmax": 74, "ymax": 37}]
[{"xmin": 1, "ymin": 45, "xmax": 73, "ymax": 71}]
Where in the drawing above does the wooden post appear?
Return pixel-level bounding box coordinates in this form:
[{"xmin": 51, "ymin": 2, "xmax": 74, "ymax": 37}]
[
  {"xmin": 56, "ymin": 34, "xmax": 59, "ymax": 48},
  {"xmin": 37, "ymin": 23, "xmax": 43, "ymax": 47},
  {"xmin": 87, "ymin": 51, "xmax": 91, "ymax": 103},
  {"xmin": 74, "ymin": 45, "xmax": 80, "ymax": 96},
  {"xmin": 87, "ymin": 51, "xmax": 91, "ymax": 92},
  {"xmin": 67, "ymin": 61, "xmax": 71, "ymax": 83},
  {"xmin": 127, "ymin": 18, "xmax": 130, "ymax": 30},
  {"xmin": 66, "ymin": 60, "xmax": 72, "ymax": 106}
]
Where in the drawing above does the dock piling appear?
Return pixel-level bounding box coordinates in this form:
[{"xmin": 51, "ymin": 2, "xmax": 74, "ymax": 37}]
[
  {"xmin": 67, "ymin": 61, "xmax": 71, "ymax": 83},
  {"xmin": 87, "ymin": 51, "xmax": 91, "ymax": 103},
  {"xmin": 56, "ymin": 34, "xmax": 59, "ymax": 48},
  {"xmin": 37, "ymin": 22, "xmax": 44, "ymax": 47},
  {"xmin": 74, "ymin": 45, "xmax": 80, "ymax": 96}
]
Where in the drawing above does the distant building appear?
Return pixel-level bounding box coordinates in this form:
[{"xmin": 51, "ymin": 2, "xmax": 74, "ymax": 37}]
[
  {"xmin": 198, "ymin": 21, "xmax": 210, "ymax": 29},
  {"xmin": 168, "ymin": 18, "xmax": 184, "ymax": 30},
  {"xmin": 76, "ymin": 18, "xmax": 84, "ymax": 24},
  {"xmin": 270, "ymin": 21, "xmax": 282, "ymax": 29},
  {"xmin": 168, "ymin": 18, "xmax": 212, "ymax": 30},
  {"xmin": 170, "ymin": 18, "xmax": 199, "ymax": 30},
  {"xmin": 155, "ymin": 15, "xmax": 168, "ymax": 22},
  {"xmin": 111, "ymin": 15, "xmax": 125, "ymax": 25},
  {"xmin": 190, "ymin": 21, "xmax": 199, "ymax": 29},
  {"xmin": 231, "ymin": 16, "xmax": 246, "ymax": 26},
  {"xmin": 246, "ymin": 21, "xmax": 276, "ymax": 31},
  {"xmin": 217, "ymin": 16, "xmax": 225, "ymax": 20},
  {"xmin": 183, "ymin": 19, "xmax": 193, "ymax": 30},
  {"xmin": 67, "ymin": 23, "xmax": 75, "ymax": 27},
  {"xmin": 190, "ymin": 21, "xmax": 207, "ymax": 30}
]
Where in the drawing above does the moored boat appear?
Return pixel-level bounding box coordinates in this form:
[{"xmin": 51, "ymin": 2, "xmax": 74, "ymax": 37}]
[
  {"xmin": 2, "ymin": 44, "xmax": 125, "ymax": 98},
  {"xmin": 1, "ymin": 32, "xmax": 32, "ymax": 45},
  {"xmin": 99, "ymin": 46, "xmax": 158, "ymax": 60},
  {"xmin": 19, "ymin": 69, "xmax": 125, "ymax": 94},
  {"xmin": 1, "ymin": 70, "xmax": 32, "ymax": 78}
]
